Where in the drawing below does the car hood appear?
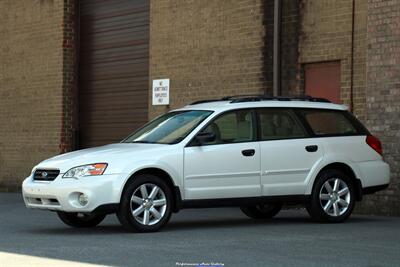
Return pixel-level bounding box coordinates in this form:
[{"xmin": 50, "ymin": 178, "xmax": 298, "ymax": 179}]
[{"xmin": 36, "ymin": 143, "xmax": 170, "ymax": 173}]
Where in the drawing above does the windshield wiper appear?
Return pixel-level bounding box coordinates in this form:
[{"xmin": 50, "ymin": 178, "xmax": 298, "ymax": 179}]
[{"xmin": 129, "ymin": 140, "xmax": 154, "ymax": 144}]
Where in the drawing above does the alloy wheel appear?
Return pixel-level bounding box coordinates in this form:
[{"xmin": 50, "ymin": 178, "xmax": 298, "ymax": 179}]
[
  {"xmin": 130, "ymin": 183, "xmax": 167, "ymax": 226},
  {"xmin": 319, "ymin": 178, "xmax": 351, "ymax": 217}
]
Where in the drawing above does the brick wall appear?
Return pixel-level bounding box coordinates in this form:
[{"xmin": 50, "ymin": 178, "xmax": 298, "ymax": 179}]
[
  {"xmin": 263, "ymin": 0, "xmax": 301, "ymax": 96},
  {"xmin": 298, "ymin": 0, "xmax": 367, "ymax": 121},
  {"xmin": 149, "ymin": 0, "xmax": 268, "ymax": 119},
  {"xmin": 263, "ymin": 0, "xmax": 274, "ymax": 92},
  {"xmin": 281, "ymin": 0, "xmax": 301, "ymax": 96},
  {"xmin": 60, "ymin": 0, "xmax": 78, "ymax": 153},
  {"xmin": 359, "ymin": 0, "xmax": 400, "ymax": 216},
  {"xmin": 0, "ymin": 0, "xmax": 398, "ymax": 216},
  {"xmin": 0, "ymin": 0, "xmax": 65, "ymax": 190}
]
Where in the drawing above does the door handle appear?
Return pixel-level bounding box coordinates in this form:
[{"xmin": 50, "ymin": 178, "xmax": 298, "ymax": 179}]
[
  {"xmin": 242, "ymin": 149, "xmax": 255, "ymax": 157},
  {"xmin": 305, "ymin": 145, "xmax": 318, "ymax": 152}
]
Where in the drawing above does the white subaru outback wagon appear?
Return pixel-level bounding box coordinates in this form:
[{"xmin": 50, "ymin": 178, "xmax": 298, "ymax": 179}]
[{"xmin": 22, "ymin": 96, "xmax": 390, "ymax": 232}]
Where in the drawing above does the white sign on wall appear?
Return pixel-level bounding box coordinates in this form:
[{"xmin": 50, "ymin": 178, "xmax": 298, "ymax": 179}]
[{"xmin": 152, "ymin": 79, "xmax": 170, "ymax": 105}]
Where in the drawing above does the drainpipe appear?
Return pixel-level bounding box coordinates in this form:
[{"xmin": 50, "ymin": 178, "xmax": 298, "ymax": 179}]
[
  {"xmin": 350, "ymin": 0, "xmax": 355, "ymax": 112},
  {"xmin": 273, "ymin": 0, "xmax": 282, "ymax": 97}
]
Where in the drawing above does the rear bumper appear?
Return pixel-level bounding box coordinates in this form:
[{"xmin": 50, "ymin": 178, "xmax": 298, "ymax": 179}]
[
  {"xmin": 358, "ymin": 160, "xmax": 390, "ymax": 188},
  {"xmin": 22, "ymin": 173, "xmax": 124, "ymax": 213}
]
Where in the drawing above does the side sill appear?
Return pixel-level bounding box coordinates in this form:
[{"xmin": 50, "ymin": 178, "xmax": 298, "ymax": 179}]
[
  {"xmin": 362, "ymin": 184, "xmax": 389, "ymax": 195},
  {"xmin": 355, "ymin": 179, "xmax": 363, "ymax": 201},
  {"xmin": 181, "ymin": 195, "xmax": 310, "ymax": 209},
  {"xmin": 173, "ymin": 186, "xmax": 182, "ymax": 213},
  {"xmin": 92, "ymin": 203, "xmax": 119, "ymax": 215}
]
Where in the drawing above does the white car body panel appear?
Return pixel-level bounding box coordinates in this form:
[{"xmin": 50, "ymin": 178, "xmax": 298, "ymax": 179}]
[
  {"xmin": 23, "ymin": 173, "xmax": 123, "ymax": 212},
  {"xmin": 303, "ymin": 136, "xmax": 389, "ymax": 194},
  {"xmin": 22, "ymin": 100, "xmax": 390, "ymax": 213},
  {"xmin": 261, "ymin": 138, "xmax": 324, "ymax": 196},
  {"xmin": 184, "ymin": 142, "xmax": 261, "ymax": 199},
  {"xmin": 23, "ymin": 143, "xmax": 186, "ymax": 211}
]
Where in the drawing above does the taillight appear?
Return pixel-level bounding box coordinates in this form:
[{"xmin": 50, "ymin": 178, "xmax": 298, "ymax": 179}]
[{"xmin": 366, "ymin": 135, "xmax": 383, "ymax": 155}]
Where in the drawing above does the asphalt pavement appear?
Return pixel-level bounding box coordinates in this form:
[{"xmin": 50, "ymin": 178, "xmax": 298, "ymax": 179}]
[{"xmin": 0, "ymin": 193, "xmax": 399, "ymax": 267}]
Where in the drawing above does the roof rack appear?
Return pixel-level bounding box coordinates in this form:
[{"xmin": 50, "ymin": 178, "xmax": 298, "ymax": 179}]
[
  {"xmin": 189, "ymin": 99, "xmax": 225, "ymax": 105},
  {"xmin": 189, "ymin": 95, "xmax": 331, "ymax": 105},
  {"xmin": 229, "ymin": 95, "xmax": 331, "ymax": 103}
]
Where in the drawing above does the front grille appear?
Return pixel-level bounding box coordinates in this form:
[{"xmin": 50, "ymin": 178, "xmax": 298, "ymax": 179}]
[
  {"xmin": 33, "ymin": 169, "xmax": 60, "ymax": 181},
  {"xmin": 26, "ymin": 197, "xmax": 60, "ymax": 206}
]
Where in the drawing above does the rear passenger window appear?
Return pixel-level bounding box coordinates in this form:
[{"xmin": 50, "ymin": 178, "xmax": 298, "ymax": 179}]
[
  {"xmin": 301, "ymin": 110, "xmax": 357, "ymax": 136},
  {"xmin": 258, "ymin": 109, "xmax": 307, "ymax": 140}
]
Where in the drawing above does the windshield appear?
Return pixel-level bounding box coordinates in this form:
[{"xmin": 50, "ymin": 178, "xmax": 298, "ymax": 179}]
[{"xmin": 123, "ymin": 110, "xmax": 213, "ymax": 144}]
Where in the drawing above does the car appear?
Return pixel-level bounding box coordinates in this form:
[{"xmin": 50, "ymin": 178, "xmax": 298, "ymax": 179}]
[{"xmin": 22, "ymin": 95, "xmax": 390, "ymax": 232}]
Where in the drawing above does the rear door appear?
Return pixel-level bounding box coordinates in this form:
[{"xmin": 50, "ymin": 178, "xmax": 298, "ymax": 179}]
[
  {"xmin": 184, "ymin": 109, "xmax": 261, "ymax": 200},
  {"xmin": 258, "ymin": 108, "xmax": 324, "ymax": 196}
]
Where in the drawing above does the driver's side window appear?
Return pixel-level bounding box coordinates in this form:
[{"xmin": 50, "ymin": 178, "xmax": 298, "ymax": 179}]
[{"xmin": 202, "ymin": 109, "xmax": 255, "ymax": 145}]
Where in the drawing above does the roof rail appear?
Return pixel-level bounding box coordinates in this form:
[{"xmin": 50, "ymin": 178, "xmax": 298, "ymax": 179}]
[
  {"xmin": 229, "ymin": 95, "xmax": 331, "ymax": 103},
  {"xmin": 189, "ymin": 99, "xmax": 224, "ymax": 105},
  {"xmin": 220, "ymin": 94, "xmax": 266, "ymax": 101},
  {"xmin": 189, "ymin": 95, "xmax": 331, "ymax": 105}
]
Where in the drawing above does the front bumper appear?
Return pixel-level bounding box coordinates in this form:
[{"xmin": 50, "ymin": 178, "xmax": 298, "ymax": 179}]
[{"xmin": 22, "ymin": 173, "xmax": 124, "ymax": 212}]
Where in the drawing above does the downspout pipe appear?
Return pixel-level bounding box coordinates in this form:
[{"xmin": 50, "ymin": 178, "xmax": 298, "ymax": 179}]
[
  {"xmin": 273, "ymin": 0, "xmax": 282, "ymax": 97},
  {"xmin": 350, "ymin": 0, "xmax": 355, "ymax": 112}
]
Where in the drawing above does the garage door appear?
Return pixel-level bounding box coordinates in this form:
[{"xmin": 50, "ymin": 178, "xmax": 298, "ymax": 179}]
[{"xmin": 79, "ymin": 0, "xmax": 149, "ymax": 148}]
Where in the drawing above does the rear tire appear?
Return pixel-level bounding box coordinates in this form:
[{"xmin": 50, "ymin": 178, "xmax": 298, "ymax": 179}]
[
  {"xmin": 306, "ymin": 169, "xmax": 355, "ymax": 223},
  {"xmin": 117, "ymin": 174, "xmax": 173, "ymax": 232},
  {"xmin": 57, "ymin": 212, "xmax": 106, "ymax": 228},
  {"xmin": 240, "ymin": 203, "xmax": 282, "ymax": 219}
]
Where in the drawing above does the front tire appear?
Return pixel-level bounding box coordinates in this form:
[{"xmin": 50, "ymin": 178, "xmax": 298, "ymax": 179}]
[
  {"xmin": 240, "ymin": 203, "xmax": 282, "ymax": 219},
  {"xmin": 57, "ymin": 212, "xmax": 106, "ymax": 228},
  {"xmin": 306, "ymin": 169, "xmax": 355, "ymax": 223},
  {"xmin": 117, "ymin": 174, "xmax": 173, "ymax": 232}
]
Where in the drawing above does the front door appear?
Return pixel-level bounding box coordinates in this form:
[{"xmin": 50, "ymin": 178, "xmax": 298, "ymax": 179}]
[{"xmin": 184, "ymin": 109, "xmax": 261, "ymax": 200}]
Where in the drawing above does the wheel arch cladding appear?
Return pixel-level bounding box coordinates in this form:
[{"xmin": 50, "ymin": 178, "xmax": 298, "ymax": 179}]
[
  {"xmin": 121, "ymin": 168, "xmax": 181, "ymax": 212},
  {"xmin": 314, "ymin": 162, "xmax": 362, "ymax": 201}
]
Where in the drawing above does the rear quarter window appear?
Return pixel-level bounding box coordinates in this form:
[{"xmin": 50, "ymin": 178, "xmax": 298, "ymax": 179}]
[{"xmin": 300, "ymin": 109, "xmax": 360, "ymax": 136}]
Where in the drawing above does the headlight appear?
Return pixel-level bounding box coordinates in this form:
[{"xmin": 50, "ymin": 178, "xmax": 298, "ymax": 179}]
[{"xmin": 63, "ymin": 163, "xmax": 108, "ymax": 178}]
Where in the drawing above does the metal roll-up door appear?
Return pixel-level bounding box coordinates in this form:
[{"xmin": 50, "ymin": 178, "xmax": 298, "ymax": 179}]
[{"xmin": 79, "ymin": 0, "xmax": 149, "ymax": 148}]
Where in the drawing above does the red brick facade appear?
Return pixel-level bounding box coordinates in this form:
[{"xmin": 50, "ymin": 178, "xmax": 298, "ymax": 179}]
[
  {"xmin": 149, "ymin": 0, "xmax": 267, "ymax": 119},
  {"xmin": 360, "ymin": 0, "xmax": 400, "ymax": 215},
  {"xmin": 60, "ymin": 0, "xmax": 78, "ymax": 154},
  {"xmin": 0, "ymin": 1, "xmax": 65, "ymax": 191}
]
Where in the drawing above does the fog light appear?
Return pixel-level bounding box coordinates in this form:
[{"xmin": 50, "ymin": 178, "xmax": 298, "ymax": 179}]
[{"xmin": 78, "ymin": 193, "xmax": 88, "ymax": 206}]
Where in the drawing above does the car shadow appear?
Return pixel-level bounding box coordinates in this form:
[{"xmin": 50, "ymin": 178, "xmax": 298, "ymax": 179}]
[
  {"xmin": 165, "ymin": 217, "xmax": 310, "ymax": 231},
  {"xmin": 166, "ymin": 217, "xmax": 379, "ymax": 231},
  {"xmin": 20, "ymin": 225, "xmax": 127, "ymax": 235},
  {"xmin": 20, "ymin": 218, "xmax": 304, "ymax": 236},
  {"xmin": 20, "ymin": 213, "xmax": 382, "ymax": 235}
]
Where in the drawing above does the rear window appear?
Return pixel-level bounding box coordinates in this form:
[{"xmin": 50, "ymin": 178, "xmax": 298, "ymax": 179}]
[{"xmin": 300, "ymin": 109, "xmax": 358, "ymax": 136}]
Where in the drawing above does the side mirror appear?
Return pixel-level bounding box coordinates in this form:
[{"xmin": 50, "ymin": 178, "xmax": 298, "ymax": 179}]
[{"xmin": 195, "ymin": 132, "xmax": 216, "ymax": 145}]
